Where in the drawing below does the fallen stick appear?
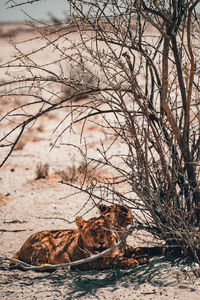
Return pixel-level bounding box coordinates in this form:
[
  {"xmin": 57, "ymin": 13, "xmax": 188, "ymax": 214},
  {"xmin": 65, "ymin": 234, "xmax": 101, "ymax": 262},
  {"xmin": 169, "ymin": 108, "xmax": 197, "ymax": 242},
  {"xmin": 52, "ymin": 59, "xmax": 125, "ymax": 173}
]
[{"xmin": 0, "ymin": 224, "xmax": 133, "ymax": 271}]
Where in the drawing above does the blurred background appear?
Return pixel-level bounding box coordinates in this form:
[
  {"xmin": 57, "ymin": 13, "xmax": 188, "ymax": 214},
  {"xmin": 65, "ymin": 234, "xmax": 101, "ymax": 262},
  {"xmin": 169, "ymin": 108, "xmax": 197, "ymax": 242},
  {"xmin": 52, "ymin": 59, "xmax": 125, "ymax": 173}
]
[
  {"xmin": 1, "ymin": 1, "xmax": 200, "ymax": 24},
  {"xmin": 0, "ymin": 0, "xmax": 68, "ymax": 23}
]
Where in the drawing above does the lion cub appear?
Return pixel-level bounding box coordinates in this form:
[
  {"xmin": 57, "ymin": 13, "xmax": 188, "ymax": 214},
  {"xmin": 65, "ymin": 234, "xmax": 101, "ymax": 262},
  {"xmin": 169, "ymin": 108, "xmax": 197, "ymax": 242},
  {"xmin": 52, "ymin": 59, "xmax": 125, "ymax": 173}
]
[
  {"xmin": 97, "ymin": 203, "xmax": 133, "ymax": 238},
  {"xmin": 10, "ymin": 215, "xmax": 143, "ymax": 270},
  {"xmin": 97, "ymin": 203, "xmax": 149, "ymax": 261}
]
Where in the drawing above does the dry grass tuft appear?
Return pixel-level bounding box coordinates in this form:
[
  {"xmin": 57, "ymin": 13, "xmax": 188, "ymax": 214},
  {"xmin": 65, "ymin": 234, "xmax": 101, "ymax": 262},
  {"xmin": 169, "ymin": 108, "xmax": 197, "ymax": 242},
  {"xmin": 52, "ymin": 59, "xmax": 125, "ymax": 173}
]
[
  {"xmin": 0, "ymin": 193, "xmax": 11, "ymax": 206},
  {"xmin": 57, "ymin": 161, "xmax": 115, "ymax": 185},
  {"xmin": 62, "ymin": 64, "xmax": 99, "ymax": 102},
  {"xmin": 14, "ymin": 139, "xmax": 25, "ymax": 151},
  {"xmin": 35, "ymin": 163, "xmax": 49, "ymax": 180},
  {"xmin": 57, "ymin": 161, "xmax": 100, "ymax": 183}
]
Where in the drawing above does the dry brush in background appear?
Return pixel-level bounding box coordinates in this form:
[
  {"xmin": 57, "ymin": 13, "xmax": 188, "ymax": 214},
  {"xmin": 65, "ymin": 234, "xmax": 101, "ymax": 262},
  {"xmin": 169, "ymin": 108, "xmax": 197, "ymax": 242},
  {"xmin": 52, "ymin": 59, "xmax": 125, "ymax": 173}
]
[{"xmin": 1, "ymin": 0, "xmax": 200, "ymax": 262}]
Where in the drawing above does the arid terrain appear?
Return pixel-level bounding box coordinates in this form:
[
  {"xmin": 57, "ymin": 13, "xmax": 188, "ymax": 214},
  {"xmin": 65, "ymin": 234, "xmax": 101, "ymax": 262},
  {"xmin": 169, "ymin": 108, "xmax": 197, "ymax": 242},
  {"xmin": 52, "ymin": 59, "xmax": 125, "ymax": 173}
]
[{"xmin": 1, "ymin": 23, "xmax": 200, "ymax": 300}]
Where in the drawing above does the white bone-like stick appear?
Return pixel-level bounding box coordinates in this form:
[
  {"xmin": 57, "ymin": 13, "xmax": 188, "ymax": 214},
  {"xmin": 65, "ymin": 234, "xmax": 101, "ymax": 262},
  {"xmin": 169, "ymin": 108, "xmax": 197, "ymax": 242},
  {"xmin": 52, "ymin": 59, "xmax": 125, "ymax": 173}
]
[{"xmin": 0, "ymin": 225, "xmax": 133, "ymax": 271}]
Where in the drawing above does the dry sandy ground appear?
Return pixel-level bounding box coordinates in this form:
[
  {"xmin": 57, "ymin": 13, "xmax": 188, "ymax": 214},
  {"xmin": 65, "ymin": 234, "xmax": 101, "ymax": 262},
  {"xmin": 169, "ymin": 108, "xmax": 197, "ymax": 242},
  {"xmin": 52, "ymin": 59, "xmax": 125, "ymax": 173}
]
[{"xmin": 1, "ymin": 23, "xmax": 200, "ymax": 300}]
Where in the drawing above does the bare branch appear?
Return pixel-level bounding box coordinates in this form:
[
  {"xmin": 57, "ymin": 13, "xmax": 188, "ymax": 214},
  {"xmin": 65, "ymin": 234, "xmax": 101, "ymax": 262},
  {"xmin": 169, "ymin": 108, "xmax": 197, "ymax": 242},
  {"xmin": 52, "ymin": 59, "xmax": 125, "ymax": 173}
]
[{"xmin": 1, "ymin": 224, "xmax": 133, "ymax": 271}]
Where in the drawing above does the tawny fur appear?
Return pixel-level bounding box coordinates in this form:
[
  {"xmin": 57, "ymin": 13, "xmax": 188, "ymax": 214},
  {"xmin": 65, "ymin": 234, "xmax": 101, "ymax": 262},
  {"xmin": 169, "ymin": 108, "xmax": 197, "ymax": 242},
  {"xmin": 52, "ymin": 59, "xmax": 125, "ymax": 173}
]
[
  {"xmin": 97, "ymin": 203, "xmax": 134, "ymax": 250},
  {"xmin": 10, "ymin": 216, "xmax": 146, "ymax": 270},
  {"xmin": 97, "ymin": 203, "xmax": 134, "ymax": 238},
  {"xmin": 97, "ymin": 203, "xmax": 149, "ymax": 260}
]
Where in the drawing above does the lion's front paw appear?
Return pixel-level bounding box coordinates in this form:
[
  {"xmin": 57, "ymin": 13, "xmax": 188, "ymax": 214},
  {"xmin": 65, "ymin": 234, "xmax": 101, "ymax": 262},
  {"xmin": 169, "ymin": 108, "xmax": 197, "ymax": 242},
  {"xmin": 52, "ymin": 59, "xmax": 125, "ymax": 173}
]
[
  {"xmin": 136, "ymin": 256, "xmax": 149, "ymax": 264},
  {"xmin": 118, "ymin": 257, "xmax": 139, "ymax": 268}
]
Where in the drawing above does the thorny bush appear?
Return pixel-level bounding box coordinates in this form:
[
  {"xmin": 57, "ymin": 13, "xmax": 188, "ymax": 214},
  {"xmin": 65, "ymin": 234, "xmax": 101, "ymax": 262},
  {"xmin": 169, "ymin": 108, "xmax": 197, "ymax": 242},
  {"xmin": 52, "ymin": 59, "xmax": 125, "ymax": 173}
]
[{"xmin": 1, "ymin": 0, "xmax": 200, "ymax": 261}]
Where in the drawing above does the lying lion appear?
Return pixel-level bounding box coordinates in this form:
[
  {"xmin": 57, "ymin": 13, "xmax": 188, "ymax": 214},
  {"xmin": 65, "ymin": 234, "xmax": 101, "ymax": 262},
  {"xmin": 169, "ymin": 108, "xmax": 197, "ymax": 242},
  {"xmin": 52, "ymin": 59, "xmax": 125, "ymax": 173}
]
[
  {"xmin": 10, "ymin": 212, "xmax": 148, "ymax": 270},
  {"xmin": 97, "ymin": 203, "xmax": 139, "ymax": 253},
  {"xmin": 97, "ymin": 203, "xmax": 165, "ymax": 258},
  {"xmin": 97, "ymin": 203, "xmax": 133, "ymax": 238}
]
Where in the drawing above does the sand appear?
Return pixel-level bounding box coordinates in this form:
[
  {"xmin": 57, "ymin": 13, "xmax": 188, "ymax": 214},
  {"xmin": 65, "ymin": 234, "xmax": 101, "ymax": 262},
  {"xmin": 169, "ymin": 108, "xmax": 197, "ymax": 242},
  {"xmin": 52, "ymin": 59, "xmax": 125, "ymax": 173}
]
[{"xmin": 0, "ymin": 23, "xmax": 200, "ymax": 300}]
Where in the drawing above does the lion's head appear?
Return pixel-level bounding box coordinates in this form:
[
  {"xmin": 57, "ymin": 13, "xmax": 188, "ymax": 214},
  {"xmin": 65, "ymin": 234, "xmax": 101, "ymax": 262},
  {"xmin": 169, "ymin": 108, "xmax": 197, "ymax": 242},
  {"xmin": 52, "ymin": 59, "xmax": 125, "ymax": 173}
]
[
  {"xmin": 76, "ymin": 216, "xmax": 118, "ymax": 254},
  {"xmin": 97, "ymin": 203, "xmax": 133, "ymax": 236}
]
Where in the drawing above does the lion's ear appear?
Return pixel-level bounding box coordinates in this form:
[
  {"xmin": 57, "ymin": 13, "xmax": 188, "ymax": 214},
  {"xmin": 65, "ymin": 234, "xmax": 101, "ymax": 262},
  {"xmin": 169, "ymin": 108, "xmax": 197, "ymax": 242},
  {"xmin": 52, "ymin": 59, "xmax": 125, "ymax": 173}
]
[
  {"xmin": 76, "ymin": 216, "xmax": 86, "ymax": 229},
  {"xmin": 97, "ymin": 203, "xmax": 108, "ymax": 213}
]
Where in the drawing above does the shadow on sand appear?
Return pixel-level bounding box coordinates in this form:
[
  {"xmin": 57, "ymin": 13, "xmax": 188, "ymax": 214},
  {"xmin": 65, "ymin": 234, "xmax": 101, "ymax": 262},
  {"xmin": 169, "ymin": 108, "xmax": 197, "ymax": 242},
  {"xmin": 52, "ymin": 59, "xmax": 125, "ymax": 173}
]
[{"xmin": 0, "ymin": 255, "xmax": 198, "ymax": 299}]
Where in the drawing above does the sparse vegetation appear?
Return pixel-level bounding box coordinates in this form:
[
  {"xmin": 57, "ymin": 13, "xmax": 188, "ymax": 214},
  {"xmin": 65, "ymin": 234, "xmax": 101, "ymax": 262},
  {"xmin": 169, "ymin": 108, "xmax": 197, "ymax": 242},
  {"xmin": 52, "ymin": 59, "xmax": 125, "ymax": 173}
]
[
  {"xmin": 57, "ymin": 160, "xmax": 111, "ymax": 184},
  {"xmin": 14, "ymin": 139, "xmax": 25, "ymax": 151},
  {"xmin": 62, "ymin": 64, "xmax": 99, "ymax": 102},
  {"xmin": 1, "ymin": 0, "xmax": 200, "ymax": 262},
  {"xmin": 0, "ymin": 193, "xmax": 11, "ymax": 206},
  {"xmin": 35, "ymin": 163, "xmax": 49, "ymax": 180}
]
